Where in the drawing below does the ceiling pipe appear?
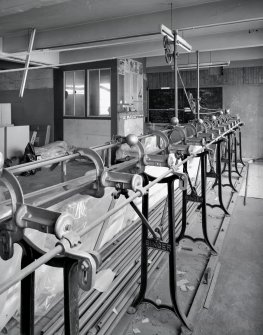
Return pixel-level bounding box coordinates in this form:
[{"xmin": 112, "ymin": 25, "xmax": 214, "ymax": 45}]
[
  {"xmin": 19, "ymin": 28, "xmax": 36, "ymax": 98},
  {"xmin": 3, "ymin": 17, "xmax": 262, "ymax": 55},
  {"xmin": 196, "ymin": 50, "xmax": 200, "ymax": 120},
  {"xmin": 179, "ymin": 17, "xmax": 263, "ymax": 31}
]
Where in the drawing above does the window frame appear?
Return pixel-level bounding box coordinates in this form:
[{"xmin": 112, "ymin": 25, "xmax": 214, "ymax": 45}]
[{"xmin": 63, "ymin": 68, "xmax": 112, "ymax": 120}]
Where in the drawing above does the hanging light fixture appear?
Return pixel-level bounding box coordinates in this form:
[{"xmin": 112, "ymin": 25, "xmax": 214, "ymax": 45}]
[{"xmin": 178, "ymin": 61, "xmax": 230, "ymax": 70}]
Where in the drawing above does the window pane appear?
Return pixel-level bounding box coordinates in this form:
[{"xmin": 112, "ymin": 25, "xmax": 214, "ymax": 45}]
[
  {"xmin": 64, "ymin": 72, "xmax": 74, "ymax": 116},
  {"xmin": 100, "ymin": 69, "xmax": 111, "ymax": 115},
  {"xmin": 75, "ymin": 70, "xmax": 85, "ymax": 117},
  {"xmin": 88, "ymin": 70, "xmax": 100, "ymax": 116}
]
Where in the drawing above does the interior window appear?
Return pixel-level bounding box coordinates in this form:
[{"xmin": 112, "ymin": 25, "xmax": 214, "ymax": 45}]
[
  {"xmin": 64, "ymin": 70, "xmax": 85, "ymax": 117},
  {"xmin": 64, "ymin": 68, "xmax": 111, "ymax": 117},
  {"xmin": 87, "ymin": 68, "xmax": 111, "ymax": 116}
]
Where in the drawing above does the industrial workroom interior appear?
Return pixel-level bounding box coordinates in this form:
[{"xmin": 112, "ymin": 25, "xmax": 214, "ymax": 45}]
[{"xmin": 0, "ymin": 1, "xmax": 263, "ymax": 334}]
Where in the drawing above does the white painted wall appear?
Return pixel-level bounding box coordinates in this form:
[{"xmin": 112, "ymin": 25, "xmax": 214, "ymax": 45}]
[
  {"xmin": 63, "ymin": 119, "xmax": 111, "ymax": 148},
  {"xmin": 224, "ymin": 85, "xmax": 263, "ymax": 159}
]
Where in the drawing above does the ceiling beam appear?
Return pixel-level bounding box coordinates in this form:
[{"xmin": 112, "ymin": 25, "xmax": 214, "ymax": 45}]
[
  {"xmin": 2, "ymin": 0, "xmax": 263, "ymax": 53},
  {"xmin": 0, "ymin": 0, "xmax": 71, "ymax": 17},
  {"xmin": 59, "ymin": 28, "xmax": 263, "ymax": 64}
]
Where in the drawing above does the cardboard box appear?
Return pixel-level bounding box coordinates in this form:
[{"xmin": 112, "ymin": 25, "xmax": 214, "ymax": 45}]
[
  {"xmin": 0, "ymin": 104, "xmax": 12, "ymax": 125},
  {"xmin": 5, "ymin": 125, "xmax": 29, "ymax": 159}
]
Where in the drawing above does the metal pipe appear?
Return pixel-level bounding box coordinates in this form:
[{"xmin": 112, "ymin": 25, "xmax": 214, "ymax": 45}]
[
  {"xmin": 7, "ymin": 153, "xmax": 80, "ymax": 174},
  {"xmin": 174, "ymin": 30, "xmax": 178, "ymax": 118},
  {"xmin": 5, "ymin": 133, "xmax": 156, "ymax": 175},
  {"xmin": 93, "ymin": 251, "xmax": 163, "ymax": 335},
  {"xmin": 197, "ymin": 50, "xmax": 200, "ymax": 120},
  {"xmin": 179, "ymin": 17, "xmax": 263, "ymax": 32},
  {"xmin": 0, "ymin": 245, "xmax": 63, "ymax": 296},
  {"xmin": 19, "ymin": 28, "xmax": 36, "ymax": 98}
]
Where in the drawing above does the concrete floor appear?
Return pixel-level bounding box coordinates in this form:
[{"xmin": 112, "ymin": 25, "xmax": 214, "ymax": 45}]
[{"xmin": 194, "ymin": 196, "xmax": 263, "ymax": 335}]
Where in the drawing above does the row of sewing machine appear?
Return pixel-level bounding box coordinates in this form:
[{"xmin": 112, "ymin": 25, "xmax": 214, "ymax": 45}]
[{"xmin": 0, "ymin": 110, "xmax": 244, "ymax": 334}]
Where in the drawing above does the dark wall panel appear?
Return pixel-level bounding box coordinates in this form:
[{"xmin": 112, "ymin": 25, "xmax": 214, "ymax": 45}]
[
  {"xmin": 0, "ymin": 88, "xmax": 54, "ymax": 141},
  {"xmin": 147, "ymin": 66, "xmax": 263, "ymax": 159}
]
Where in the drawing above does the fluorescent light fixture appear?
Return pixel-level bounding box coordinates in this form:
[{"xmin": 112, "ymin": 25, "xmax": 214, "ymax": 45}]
[
  {"xmin": 161, "ymin": 87, "xmax": 171, "ymax": 89},
  {"xmin": 160, "ymin": 24, "xmax": 174, "ymax": 41},
  {"xmin": 160, "ymin": 24, "xmax": 192, "ymax": 52},
  {"xmin": 176, "ymin": 35, "xmax": 192, "ymax": 53},
  {"xmin": 178, "ymin": 61, "xmax": 230, "ymax": 70}
]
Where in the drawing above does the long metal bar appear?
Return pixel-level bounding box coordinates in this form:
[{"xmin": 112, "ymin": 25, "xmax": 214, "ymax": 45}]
[
  {"xmin": 5, "ymin": 133, "xmax": 155, "ymax": 175},
  {"xmin": 174, "ymin": 30, "xmax": 178, "ymax": 118},
  {"xmin": 197, "ymin": 50, "xmax": 200, "ymax": 120},
  {"xmin": 7, "ymin": 153, "xmax": 80, "ymax": 174},
  {"xmin": 179, "ymin": 17, "xmax": 263, "ymax": 32},
  {"xmin": 19, "ymin": 28, "xmax": 36, "ymax": 98},
  {"xmin": 0, "ymin": 245, "xmax": 63, "ymax": 296},
  {"xmin": 177, "ymin": 68, "xmax": 192, "ymax": 110}
]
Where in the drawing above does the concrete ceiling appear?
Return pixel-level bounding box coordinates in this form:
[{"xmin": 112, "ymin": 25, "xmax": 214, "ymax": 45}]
[
  {"xmin": 0, "ymin": 0, "xmax": 262, "ymax": 69},
  {"xmin": 0, "ymin": 0, "xmax": 224, "ymax": 33}
]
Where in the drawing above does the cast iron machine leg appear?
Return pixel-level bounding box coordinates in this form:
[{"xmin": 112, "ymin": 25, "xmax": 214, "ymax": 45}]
[
  {"xmin": 20, "ymin": 241, "xmax": 35, "ymax": 335},
  {"xmin": 18, "ymin": 244, "xmax": 96, "ymax": 335},
  {"xmin": 18, "ymin": 241, "xmax": 82, "ymax": 335},
  {"xmin": 207, "ymin": 139, "xmax": 229, "ymax": 215},
  {"xmin": 131, "ymin": 173, "xmax": 191, "ymax": 330},
  {"xmin": 176, "ymin": 151, "xmax": 217, "ymax": 255},
  {"xmin": 233, "ymin": 131, "xmax": 242, "ymax": 177},
  {"xmin": 64, "ymin": 259, "xmax": 81, "ymax": 335},
  {"xmin": 131, "ymin": 174, "xmax": 149, "ymax": 308},
  {"xmin": 237, "ymin": 126, "xmax": 245, "ymax": 166},
  {"xmin": 222, "ymin": 132, "xmax": 237, "ymax": 192}
]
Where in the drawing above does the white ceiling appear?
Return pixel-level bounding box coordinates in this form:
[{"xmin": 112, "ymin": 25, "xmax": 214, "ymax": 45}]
[
  {"xmin": 0, "ymin": 0, "xmax": 224, "ymax": 34},
  {"xmin": 0, "ymin": 0, "xmax": 262, "ymax": 67}
]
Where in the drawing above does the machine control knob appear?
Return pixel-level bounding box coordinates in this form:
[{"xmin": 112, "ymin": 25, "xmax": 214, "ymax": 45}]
[
  {"xmin": 219, "ymin": 110, "xmax": 224, "ymax": 115},
  {"xmin": 197, "ymin": 118, "xmax": 204, "ymax": 124},
  {"xmin": 170, "ymin": 117, "xmax": 179, "ymax": 126},
  {"xmin": 131, "ymin": 174, "xmax": 143, "ymax": 192},
  {"xmin": 211, "ymin": 115, "xmax": 217, "ymax": 121},
  {"xmin": 126, "ymin": 134, "xmax": 139, "ymax": 147},
  {"xmin": 55, "ymin": 213, "xmax": 74, "ymax": 240},
  {"xmin": 225, "ymin": 109, "xmax": 230, "ymax": 114}
]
